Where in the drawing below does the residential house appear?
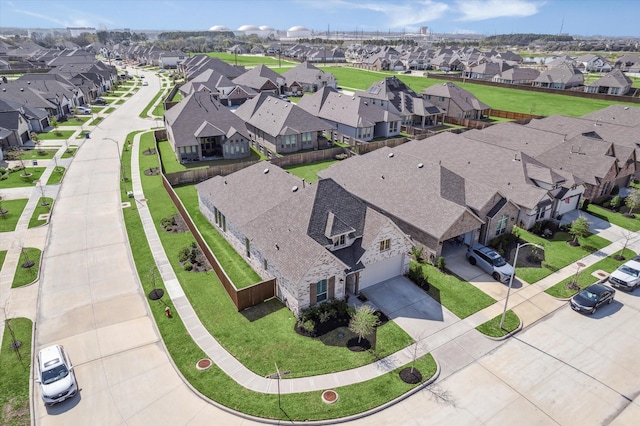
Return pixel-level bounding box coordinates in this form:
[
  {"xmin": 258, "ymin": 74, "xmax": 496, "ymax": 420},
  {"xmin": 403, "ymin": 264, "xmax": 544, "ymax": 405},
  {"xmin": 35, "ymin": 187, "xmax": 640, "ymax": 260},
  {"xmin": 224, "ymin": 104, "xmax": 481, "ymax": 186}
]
[
  {"xmin": 232, "ymin": 64, "xmax": 284, "ymax": 95},
  {"xmin": 584, "ymin": 69, "xmax": 633, "ymax": 95},
  {"xmin": 159, "ymin": 50, "xmax": 187, "ymax": 69},
  {"xmin": 164, "ymin": 91, "xmax": 252, "ymax": 162},
  {"xmin": 297, "ymin": 87, "xmax": 402, "ymax": 143},
  {"xmin": 464, "ymin": 60, "xmax": 512, "ymax": 80},
  {"xmin": 196, "ymin": 163, "xmax": 413, "ymax": 314},
  {"xmin": 281, "ymin": 61, "xmax": 337, "ymax": 95},
  {"xmin": 234, "ymin": 92, "xmax": 333, "ymax": 156},
  {"xmin": 422, "ymin": 82, "xmax": 491, "ymax": 120},
  {"xmin": 614, "ymin": 54, "xmax": 640, "ymax": 73},
  {"xmin": 396, "ymin": 131, "xmax": 581, "ymax": 232},
  {"xmin": 0, "ymin": 110, "xmax": 31, "ymax": 150},
  {"xmin": 574, "ymin": 54, "xmax": 612, "ymax": 72},
  {"xmin": 178, "ymin": 68, "xmax": 257, "ymax": 107},
  {"xmin": 319, "ymin": 145, "xmax": 507, "ymax": 260},
  {"xmin": 532, "ymin": 62, "xmax": 584, "ymax": 89},
  {"xmin": 491, "ymin": 67, "xmax": 540, "ymax": 85},
  {"xmin": 178, "ymin": 55, "xmax": 246, "ymax": 80},
  {"xmin": 355, "ymin": 76, "xmax": 445, "ymax": 128}
]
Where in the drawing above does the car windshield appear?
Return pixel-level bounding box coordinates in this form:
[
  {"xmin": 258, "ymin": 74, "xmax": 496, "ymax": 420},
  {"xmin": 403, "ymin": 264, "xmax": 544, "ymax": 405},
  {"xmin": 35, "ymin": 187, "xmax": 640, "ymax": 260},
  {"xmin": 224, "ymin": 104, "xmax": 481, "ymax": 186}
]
[
  {"xmin": 42, "ymin": 365, "xmax": 69, "ymax": 384},
  {"xmin": 491, "ymin": 256, "xmax": 507, "ymax": 267},
  {"xmin": 579, "ymin": 290, "xmax": 598, "ymax": 301},
  {"xmin": 619, "ymin": 266, "xmax": 640, "ymax": 277}
]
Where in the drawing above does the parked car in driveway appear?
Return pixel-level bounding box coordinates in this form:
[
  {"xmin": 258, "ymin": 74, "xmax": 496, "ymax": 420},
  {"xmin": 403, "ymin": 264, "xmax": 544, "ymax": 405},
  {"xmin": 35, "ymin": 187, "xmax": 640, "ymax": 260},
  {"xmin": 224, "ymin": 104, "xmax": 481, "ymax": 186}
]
[
  {"xmin": 608, "ymin": 258, "xmax": 640, "ymax": 291},
  {"xmin": 466, "ymin": 243, "xmax": 514, "ymax": 283},
  {"xmin": 35, "ymin": 344, "xmax": 78, "ymax": 405},
  {"xmin": 76, "ymin": 106, "xmax": 91, "ymax": 114},
  {"xmin": 93, "ymin": 97, "xmax": 107, "ymax": 105},
  {"xmin": 570, "ymin": 283, "xmax": 615, "ymax": 315}
]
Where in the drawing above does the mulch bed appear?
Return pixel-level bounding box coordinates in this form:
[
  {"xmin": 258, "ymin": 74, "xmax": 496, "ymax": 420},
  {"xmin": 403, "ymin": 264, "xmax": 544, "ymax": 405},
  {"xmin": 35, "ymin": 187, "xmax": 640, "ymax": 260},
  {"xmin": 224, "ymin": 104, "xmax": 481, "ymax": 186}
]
[
  {"xmin": 161, "ymin": 214, "xmax": 189, "ymax": 233},
  {"xmin": 346, "ymin": 337, "xmax": 371, "ymax": 352},
  {"xmin": 399, "ymin": 367, "xmax": 423, "ymax": 384}
]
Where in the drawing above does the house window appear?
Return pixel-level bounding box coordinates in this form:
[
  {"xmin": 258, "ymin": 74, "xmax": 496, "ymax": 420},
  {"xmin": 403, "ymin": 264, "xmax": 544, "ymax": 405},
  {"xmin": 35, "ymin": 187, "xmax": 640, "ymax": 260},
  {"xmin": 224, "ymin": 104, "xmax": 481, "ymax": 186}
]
[
  {"xmin": 379, "ymin": 239, "xmax": 391, "ymax": 252},
  {"xmin": 535, "ymin": 205, "xmax": 548, "ymax": 220},
  {"xmin": 316, "ymin": 279, "xmax": 328, "ymax": 302},
  {"xmin": 495, "ymin": 214, "xmax": 508, "ymax": 236},
  {"xmin": 600, "ymin": 181, "xmax": 611, "ymax": 196},
  {"xmin": 333, "ymin": 234, "xmax": 346, "ymax": 248},
  {"xmin": 389, "ymin": 121, "xmax": 398, "ymax": 133},
  {"xmin": 281, "ymin": 134, "xmax": 296, "ymax": 149},
  {"xmin": 302, "ymin": 132, "xmax": 312, "ymax": 143},
  {"xmin": 439, "ymin": 96, "xmax": 445, "ymax": 102}
]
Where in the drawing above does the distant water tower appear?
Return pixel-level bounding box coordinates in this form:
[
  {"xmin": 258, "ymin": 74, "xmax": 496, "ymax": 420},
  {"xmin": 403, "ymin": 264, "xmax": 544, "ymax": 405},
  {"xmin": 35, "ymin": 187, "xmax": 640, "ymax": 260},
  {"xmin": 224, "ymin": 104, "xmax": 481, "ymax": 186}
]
[{"xmin": 420, "ymin": 26, "xmax": 429, "ymax": 35}]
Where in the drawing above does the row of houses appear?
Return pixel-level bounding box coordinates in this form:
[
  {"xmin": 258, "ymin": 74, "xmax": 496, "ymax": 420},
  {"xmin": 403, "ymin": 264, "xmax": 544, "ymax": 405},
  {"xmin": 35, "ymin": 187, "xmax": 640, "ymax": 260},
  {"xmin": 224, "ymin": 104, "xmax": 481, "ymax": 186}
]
[
  {"xmin": 192, "ymin": 104, "xmax": 640, "ymax": 316},
  {"xmin": 165, "ymin": 60, "xmax": 492, "ymax": 163},
  {"xmin": 0, "ymin": 50, "xmax": 116, "ymax": 151}
]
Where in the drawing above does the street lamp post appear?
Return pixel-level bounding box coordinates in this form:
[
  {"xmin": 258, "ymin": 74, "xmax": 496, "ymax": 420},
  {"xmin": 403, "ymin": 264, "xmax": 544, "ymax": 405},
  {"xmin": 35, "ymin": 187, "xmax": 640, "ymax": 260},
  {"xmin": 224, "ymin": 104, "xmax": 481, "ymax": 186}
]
[
  {"xmin": 500, "ymin": 242, "xmax": 544, "ymax": 329},
  {"xmin": 103, "ymin": 137, "xmax": 126, "ymax": 182}
]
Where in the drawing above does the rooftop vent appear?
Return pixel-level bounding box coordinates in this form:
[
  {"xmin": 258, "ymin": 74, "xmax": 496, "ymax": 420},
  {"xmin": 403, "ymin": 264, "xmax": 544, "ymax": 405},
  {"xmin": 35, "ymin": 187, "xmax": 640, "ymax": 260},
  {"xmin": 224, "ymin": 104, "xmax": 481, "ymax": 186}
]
[
  {"xmin": 263, "ymin": 168, "xmax": 269, "ymax": 174},
  {"xmin": 417, "ymin": 163, "xmax": 424, "ymax": 168},
  {"xmin": 291, "ymin": 186, "xmax": 298, "ymax": 192},
  {"xmin": 388, "ymin": 152, "xmax": 394, "ymax": 158}
]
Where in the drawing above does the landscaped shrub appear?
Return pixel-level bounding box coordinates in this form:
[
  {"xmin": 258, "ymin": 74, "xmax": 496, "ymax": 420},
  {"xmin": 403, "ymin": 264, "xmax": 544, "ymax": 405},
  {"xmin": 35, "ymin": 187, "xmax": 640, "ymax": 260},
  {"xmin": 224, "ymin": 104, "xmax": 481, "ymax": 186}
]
[
  {"xmin": 296, "ymin": 299, "xmax": 351, "ymax": 337},
  {"xmin": 406, "ymin": 263, "xmax": 429, "ymax": 290},
  {"xmin": 436, "ymin": 256, "xmax": 446, "ymax": 271},
  {"xmin": 334, "ymin": 153, "xmax": 349, "ymax": 160}
]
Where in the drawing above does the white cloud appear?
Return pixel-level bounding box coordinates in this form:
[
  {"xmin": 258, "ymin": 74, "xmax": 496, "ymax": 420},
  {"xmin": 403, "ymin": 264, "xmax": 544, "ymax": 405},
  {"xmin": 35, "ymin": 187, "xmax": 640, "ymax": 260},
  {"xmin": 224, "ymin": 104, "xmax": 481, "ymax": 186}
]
[
  {"xmin": 305, "ymin": 0, "xmax": 450, "ymax": 29},
  {"xmin": 455, "ymin": 0, "xmax": 543, "ymax": 22}
]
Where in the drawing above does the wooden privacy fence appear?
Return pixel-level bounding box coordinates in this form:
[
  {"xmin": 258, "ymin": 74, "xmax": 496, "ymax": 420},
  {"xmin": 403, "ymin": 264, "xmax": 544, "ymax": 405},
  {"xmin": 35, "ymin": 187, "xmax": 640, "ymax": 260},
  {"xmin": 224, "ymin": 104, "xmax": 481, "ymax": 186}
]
[{"xmin": 161, "ymin": 174, "xmax": 276, "ymax": 311}]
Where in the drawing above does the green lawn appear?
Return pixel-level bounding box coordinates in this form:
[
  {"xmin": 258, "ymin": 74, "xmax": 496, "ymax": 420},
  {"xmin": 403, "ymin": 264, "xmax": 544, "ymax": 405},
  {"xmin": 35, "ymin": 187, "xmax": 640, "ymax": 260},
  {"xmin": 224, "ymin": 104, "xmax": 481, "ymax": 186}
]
[
  {"xmin": 284, "ymin": 160, "xmax": 339, "ymax": 183},
  {"xmin": 476, "ymin": 310, "xmax": 520, "ymax": 338},
  {"xmin": 12, "ymin": 247, "xmax": 41, "ymax": 288},
  {"xmin": 0, "ymin": 168, "xmax": 46, "ymax": 188},
  {"xmin": 65, "ymin": 116, "xmax": 92, "ymax": 125},
  {"xmin": 38, "ymin": 130, "xmax": 75, "ymax": 140},
  {"xmin": 171, "ymin": 91, "xmax": 183, "ymax": 102},
  {"xmin": 586, "ymin": 204, "xmax": 640, "ymax": 231},
  {"xmin": 0, "ymin": 199, "xmax": 29, "ymax": 232},
  {"xmin": 17, "ymin": 149, "xmax": 56, "ymax": 160},
  {"xmin": 61, "ymin": 147, "xmax": 77, "ymax": 158},
  {"xmin": 0, "ymin": 250, "xmax": 6, "ymax": 270},
  {"xmin": 138, "ymin": 132, "xmax": 411, "ymax": 377},
  {"xmin": 105, "ymin": 107, "xmax": 116, "ymax": 114},
  {"xmin": 545, "ymin": 248, "xmax": 635, "ymax": 298},
  {"xmin": 140, "ymin": 90, "xmax": 166, "ymax": 118},
  {"xmin": 512, "ymin": 227, "xmax": 611, "ymax": 284},
  {"xmin": 411, "ymin": 262, "xmax": 496, "ymax": 318},
  {"xmin": 0, "ymin": 318, "xmax": 32, "ymax": 426},
  {"xmin": 316, "ymin": 67, "xmax": 638, "ymax": 117},
  {"xmin": 89, "ymin": 116, "xmax": 104, "ymax": 126},
  {"xmin": 46, "ymin": 167, "xmax": 65, "ymax": 185},
  {"xmin": 28, "ymin": 198, "xmax": 53, "ymax": 228}
]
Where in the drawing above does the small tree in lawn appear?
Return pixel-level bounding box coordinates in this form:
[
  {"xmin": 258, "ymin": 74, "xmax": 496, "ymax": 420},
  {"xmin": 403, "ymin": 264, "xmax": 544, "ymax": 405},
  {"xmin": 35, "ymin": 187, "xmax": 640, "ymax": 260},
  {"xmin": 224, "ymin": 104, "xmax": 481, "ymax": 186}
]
[
  {"xmin": 348, "ymin": 304, "xmax": 378, "ymax": 344},
  {"xmin": 569, "ymin": 216, "xmax": 591, "ymax": 246},
  {"xmin": 50, "ymin": 117, "xmax": 58, "ymax": 130},
  {"xmin": 616, "ymin": 229, "xmax": 638, "ymax": 260},
  {"xmin": 625, "ymin": 188, "xmax": 640, "ymax": 217}
]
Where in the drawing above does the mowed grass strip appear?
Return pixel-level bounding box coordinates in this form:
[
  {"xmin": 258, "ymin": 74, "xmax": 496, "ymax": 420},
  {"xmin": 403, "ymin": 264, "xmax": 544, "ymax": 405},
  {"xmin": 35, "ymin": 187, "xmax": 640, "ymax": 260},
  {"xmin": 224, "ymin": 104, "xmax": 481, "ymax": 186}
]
[
  {"xmin": 0, "ymin": 199, "xmax": 29, "ymax": 232},
  {"xmin": 0, "ymin": 318, "xmax": 32, "ymax": 426}
]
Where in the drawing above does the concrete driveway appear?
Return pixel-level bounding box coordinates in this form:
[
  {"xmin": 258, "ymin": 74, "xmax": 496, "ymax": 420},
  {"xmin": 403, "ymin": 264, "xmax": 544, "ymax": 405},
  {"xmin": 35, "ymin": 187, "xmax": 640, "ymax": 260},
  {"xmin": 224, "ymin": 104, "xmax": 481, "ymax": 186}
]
[
  {"xmin": 447, "ymin": 250, "xmax": 528, "ymax": 301},
  {"xmin": 360, "ymin": 276, "xmax": 461, "ymax": 341}
]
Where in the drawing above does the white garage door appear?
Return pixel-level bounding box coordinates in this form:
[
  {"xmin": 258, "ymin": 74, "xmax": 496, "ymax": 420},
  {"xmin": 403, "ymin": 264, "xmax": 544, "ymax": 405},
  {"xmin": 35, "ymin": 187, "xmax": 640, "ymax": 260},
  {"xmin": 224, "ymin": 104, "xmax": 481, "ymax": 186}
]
[{"xmin": 359, "ymin": 254, "xmax": 404, "ymax": 290}]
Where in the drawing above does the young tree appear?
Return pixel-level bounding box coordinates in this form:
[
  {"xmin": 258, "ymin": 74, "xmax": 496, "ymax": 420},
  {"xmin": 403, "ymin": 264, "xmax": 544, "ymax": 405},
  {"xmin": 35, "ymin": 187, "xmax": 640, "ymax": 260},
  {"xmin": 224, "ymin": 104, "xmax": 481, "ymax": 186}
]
[
  {"xmin": 625, "ymin": 188, "xmax": 640, "ymax": 216},
  {"xmin": 348, "ymin": 304, "xmax": 378, "ymax": 344},
  {"xmin": 569, "ymin": 216, "xmax": 591, "ymax": 245},
  {"xmin": 610, "ymin": 195, "xmax": 621, "ymax": 211},
  {"xmin": 49, "ymin": 117, "xmax": 58, "ymax": 130}
]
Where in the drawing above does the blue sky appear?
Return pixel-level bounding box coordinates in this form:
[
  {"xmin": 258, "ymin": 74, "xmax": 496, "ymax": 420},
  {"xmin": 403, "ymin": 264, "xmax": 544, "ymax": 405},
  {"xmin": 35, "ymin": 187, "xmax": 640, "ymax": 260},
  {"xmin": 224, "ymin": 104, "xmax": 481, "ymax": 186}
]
[{"xmin": 1, "ymin": 0, "xmax": 639, "ymax": 37}]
